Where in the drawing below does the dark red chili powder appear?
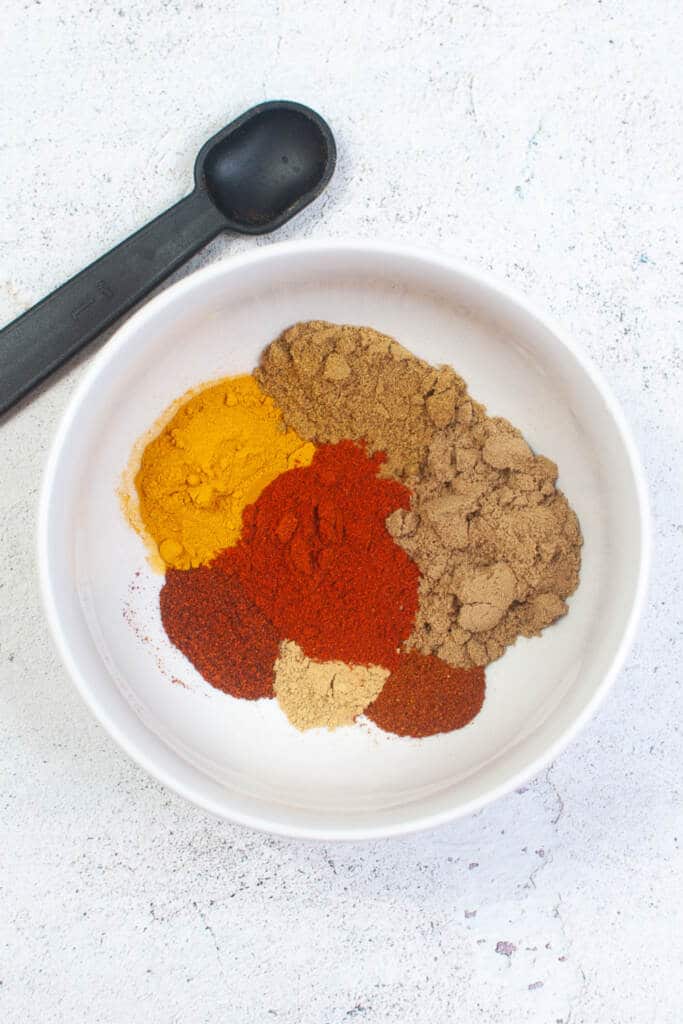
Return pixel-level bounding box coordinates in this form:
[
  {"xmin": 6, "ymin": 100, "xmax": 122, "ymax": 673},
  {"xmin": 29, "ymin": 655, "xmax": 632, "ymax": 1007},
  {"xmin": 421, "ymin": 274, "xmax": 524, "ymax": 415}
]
[
  {"xmin": 365, "ymin": 651, "xmax": 486, "ymax": 737},
  {"xmin": 220, "ymin": 440, "xmax": 420, "ymax": 669},
  {"xmin": 159, "ymin": 563, "xmax": 280, "ymax": 699}
]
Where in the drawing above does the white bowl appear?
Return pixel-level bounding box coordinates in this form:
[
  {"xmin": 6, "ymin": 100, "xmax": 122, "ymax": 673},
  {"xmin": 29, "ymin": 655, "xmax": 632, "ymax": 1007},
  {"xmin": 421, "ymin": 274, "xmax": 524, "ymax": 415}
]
[{"xmin": 39, "ymin": 241, "xmax": 649, "ymax": 840}]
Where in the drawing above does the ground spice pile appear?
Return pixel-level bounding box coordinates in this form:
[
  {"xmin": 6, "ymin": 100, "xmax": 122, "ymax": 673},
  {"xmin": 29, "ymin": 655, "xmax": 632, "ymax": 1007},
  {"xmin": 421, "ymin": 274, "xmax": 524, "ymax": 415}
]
[
  {"xmin": 274, "ymin": 641, "xmax": 389, "ymax": 731},
  {"xmin": 135, "ymin": 375, "xmax": 314, "ymax": 569},
  {"xmin": 387, "ymin": 419, "xmax": 581, "ymax": 668},
  {"xmin": 365, "ymin": 652, "xmax": 485, "ymax": 738},
  {"xmin": 258, "ymin": 321, "xmax": 582, "ymax": 669},
  {"xmin": 224, "ymin": 440, "xmax": 419, "ymax": 670},
  {"xmin": 257, "ymin": 320, "xmax": 467, "ymax": 481},
  {"xmin": 160, "ymin": 564, "xmax": 279, "ymax": 699}
]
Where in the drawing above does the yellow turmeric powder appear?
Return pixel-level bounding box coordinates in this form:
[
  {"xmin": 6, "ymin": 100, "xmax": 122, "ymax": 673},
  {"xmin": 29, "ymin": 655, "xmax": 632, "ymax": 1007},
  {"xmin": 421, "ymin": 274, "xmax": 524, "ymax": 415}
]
[{"xmin": 134, "ymin": 375, "xmax": 315, "ymax": 569}]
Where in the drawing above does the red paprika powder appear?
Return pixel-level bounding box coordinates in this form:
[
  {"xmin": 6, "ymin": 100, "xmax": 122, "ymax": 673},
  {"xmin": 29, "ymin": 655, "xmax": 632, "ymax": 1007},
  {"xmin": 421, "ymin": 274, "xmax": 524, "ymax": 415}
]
[
  {"xmin": 160, "ymin": 563, "xmax": 281, "ymax": 699},
  {"xmin": 222, "ymin": 441, "xmax": 419, "ymax": 669},
  {"xmin": 365, "ymin": 651, "xmax": 485, "ymax": 737}
]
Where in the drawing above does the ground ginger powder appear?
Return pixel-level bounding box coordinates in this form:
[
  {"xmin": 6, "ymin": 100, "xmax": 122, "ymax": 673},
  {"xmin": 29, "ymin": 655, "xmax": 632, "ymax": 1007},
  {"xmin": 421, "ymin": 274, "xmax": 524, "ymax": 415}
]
[
  {"xmin": 274, "ymin": 640, "xmax": 388, "ymax": 731},
  {"xmin": 134, "ymin": 375, "xmax": 315, "ymax": 569}
]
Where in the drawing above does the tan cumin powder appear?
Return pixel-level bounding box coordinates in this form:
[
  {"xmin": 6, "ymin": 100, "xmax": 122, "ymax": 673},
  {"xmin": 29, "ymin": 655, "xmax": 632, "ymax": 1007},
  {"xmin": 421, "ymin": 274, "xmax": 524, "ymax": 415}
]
[{"xmin": 257, "ymin": 320, "xmax": 467, "ymax": 481}]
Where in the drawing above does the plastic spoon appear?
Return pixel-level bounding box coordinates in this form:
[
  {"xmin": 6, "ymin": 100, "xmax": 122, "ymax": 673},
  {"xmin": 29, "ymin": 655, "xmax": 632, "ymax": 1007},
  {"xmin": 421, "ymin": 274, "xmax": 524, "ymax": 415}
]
[{"xmin": 0, "ymin": 100, "xmax": 336, "ymax": 416}]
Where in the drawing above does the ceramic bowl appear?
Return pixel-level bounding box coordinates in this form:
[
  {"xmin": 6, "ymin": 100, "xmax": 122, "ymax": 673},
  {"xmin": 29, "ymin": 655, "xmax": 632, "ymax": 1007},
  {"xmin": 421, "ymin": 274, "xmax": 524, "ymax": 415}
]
[{"xmin": 38, "ymin": 241, "xmax": 649, "ymax": 839}]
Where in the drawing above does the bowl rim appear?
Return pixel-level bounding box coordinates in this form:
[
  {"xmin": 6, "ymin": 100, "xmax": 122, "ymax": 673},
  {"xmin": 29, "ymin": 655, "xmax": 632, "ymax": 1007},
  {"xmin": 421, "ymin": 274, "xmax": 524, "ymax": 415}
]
[{"xmin": 38, "ymin": 238, "xmax": 651, "ymax": 840}]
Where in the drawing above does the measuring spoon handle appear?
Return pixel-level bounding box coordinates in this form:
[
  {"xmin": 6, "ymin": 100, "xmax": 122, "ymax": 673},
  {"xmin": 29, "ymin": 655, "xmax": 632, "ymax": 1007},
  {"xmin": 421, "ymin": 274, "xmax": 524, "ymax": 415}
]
[{"xmin": 0, "ymin": 189, "xmax": 225, "ymax": 416}]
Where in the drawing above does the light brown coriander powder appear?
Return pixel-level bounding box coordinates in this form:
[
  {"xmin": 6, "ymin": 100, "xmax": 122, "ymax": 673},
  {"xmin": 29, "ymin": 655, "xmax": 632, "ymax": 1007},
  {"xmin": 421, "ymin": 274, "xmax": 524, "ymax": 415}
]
[{"xmin": 387, "ymin": 416, "xmax": 582, "ymax": 668}]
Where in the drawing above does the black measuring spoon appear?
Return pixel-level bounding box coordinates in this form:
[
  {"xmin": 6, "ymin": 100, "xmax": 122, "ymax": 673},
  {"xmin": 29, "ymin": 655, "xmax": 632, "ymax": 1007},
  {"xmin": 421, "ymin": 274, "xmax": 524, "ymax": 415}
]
[{"xmin": 0, "ymin": 100, "xmax": 336, "ymax": 416}]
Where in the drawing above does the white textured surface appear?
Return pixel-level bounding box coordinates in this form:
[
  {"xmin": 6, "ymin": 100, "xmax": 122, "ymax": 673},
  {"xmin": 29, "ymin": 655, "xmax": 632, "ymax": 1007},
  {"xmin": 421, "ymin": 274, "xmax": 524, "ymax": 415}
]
[{"xmin": 1, "ymin": 1, "xmax": 681, "ymax": 1021}]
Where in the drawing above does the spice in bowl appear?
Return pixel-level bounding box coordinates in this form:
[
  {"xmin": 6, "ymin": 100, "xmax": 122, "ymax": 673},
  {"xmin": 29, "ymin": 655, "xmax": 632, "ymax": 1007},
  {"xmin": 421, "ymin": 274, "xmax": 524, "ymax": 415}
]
[{"xmin": 123, "ymin": 321, "xmax": 582, "ymax": 738}]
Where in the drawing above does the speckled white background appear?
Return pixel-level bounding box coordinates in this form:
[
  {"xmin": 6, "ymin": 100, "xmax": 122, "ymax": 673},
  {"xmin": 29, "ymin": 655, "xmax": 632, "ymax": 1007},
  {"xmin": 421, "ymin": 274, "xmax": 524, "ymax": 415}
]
[{"xmin": 1, "ymin": 1, "xmax": 681, "ymax": 1021}]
